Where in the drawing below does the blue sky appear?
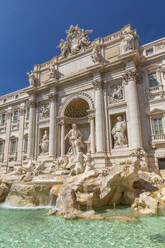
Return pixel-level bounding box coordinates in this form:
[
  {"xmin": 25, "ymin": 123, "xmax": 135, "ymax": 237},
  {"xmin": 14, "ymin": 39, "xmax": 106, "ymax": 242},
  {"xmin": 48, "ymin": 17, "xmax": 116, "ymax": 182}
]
[{"xmin": 0, "ymin": 0, "xmax": 165, "ymax": 96}]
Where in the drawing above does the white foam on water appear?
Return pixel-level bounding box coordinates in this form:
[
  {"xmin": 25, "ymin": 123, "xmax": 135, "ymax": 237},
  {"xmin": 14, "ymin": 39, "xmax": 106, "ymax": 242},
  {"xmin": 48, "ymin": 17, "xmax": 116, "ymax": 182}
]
[{"xmin": 1, "ymin": 202, "xmax": 53, "ymax": 210}]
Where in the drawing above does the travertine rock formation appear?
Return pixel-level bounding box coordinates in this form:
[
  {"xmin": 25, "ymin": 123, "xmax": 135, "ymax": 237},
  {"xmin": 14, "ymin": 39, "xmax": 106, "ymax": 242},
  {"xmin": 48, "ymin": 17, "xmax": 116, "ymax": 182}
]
[
  {"xmin": 0, "ymin": 182, "xmax": 10, "ymax": 202},
  {"xmin": 6, "ymin": 183, "xmax": 56, "ymax": 207}
]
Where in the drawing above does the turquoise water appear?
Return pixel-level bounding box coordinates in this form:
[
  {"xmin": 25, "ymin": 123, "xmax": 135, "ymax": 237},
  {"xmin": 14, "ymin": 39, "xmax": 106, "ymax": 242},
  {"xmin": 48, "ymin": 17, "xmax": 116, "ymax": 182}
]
[{"xmin": 0, "ymin": 206, "xmax": 165, "ymax": 248}]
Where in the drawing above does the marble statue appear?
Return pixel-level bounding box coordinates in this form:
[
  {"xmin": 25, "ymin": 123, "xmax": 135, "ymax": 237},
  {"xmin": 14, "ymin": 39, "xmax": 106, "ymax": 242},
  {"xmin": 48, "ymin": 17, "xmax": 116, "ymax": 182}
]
[
  {"xmin": 27, "ymin": 70, "xmax": 38, "ymax": 87},
  {"xmin": 70, "ymin": 152, "xmax": 85, "ymax": 175},
  {"xmin": 40, "ymin": 130, "xmax": 49, "ymax": 154},
  {"xmin": 121, "ymin": 31, "xmax": 135, "ymax": 54},
  {"xmin": 84, "ymin": 153, "xmax": 95, "ymax": 172},
  {"xmin": 48, "ymin": 62, "xmax": 61, "ymax": 80},
  {"xmin": 58, "ymin": 39, "xmax": 70, "ymax": 58},
  {"xmin": 91, "ymin": 43, "xmax": 103, "ymax": 64},
  {"xmin": 65, "ymin": 124, "xmax": 84, "ymax": 155},
  {"xmin": 112, "ymin": 116, "xmax": 128, "ymax": 148},
  {"xmin": 58, "ymin": 25, "xmax": 93, "ymax": 57},
  {"xmin": 49, "ymin": 62, "xmax": 55, "ymax": 79}
]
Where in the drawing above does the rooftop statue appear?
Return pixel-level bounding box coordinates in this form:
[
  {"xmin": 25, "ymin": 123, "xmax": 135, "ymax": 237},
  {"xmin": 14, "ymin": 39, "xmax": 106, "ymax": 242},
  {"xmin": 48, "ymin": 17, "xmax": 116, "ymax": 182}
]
[{"xmin": 58, "ymin": 25, "xmax": 93, "ymax": 58}]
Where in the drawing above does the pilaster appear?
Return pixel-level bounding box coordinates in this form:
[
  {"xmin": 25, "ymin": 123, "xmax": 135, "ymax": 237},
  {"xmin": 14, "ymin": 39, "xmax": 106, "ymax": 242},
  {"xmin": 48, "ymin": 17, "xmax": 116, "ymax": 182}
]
[
  {"xmin": 27, "ymin": 96, "xmax": 36, "ymax": 159},
  {"xmin": 4, "ymin": 107, "xmax": 12, "ymax": 163},
  {"xmin": 17, "ymin": 104, "xmax": 25, "ymax": 163}
]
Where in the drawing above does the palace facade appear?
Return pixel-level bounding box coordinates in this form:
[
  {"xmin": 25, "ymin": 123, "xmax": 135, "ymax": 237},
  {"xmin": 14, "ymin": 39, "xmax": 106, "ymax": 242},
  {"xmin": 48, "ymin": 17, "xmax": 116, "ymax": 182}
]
[{"xmin": 0, "ymin": 24, "xmax": 165, "ymax": 175}]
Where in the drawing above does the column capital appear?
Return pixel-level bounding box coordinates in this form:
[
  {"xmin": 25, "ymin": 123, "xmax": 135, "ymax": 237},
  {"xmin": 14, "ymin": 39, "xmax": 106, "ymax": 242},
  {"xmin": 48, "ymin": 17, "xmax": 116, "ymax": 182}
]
[
  {"xmin": 122, "ymin": 69, "xmax": 137, "ymax": 84},
  {"xmin": 48, "ymin": 92, "xmax": 56, "ymax": 100},
  {"xmin": 29, "ymin": 100, "xmax": 36, "ymax": 107},
  {"xmin": 92, "ymin": 72, "xmax": 103, "ymax": 89},
  {"xmin": 88, "ymin": 114, "xmax": 95, "ymax": 121},
  {"xmin": 122, "ymin": 69, "xmax": 142, "ymax": 85},
  {"xmin": 19, "ymin": 103, "xmax": 26, "ymax": 115},
  {"xmin": 5, "ymin": 107, "xmax": 12, "ymax": 119}
]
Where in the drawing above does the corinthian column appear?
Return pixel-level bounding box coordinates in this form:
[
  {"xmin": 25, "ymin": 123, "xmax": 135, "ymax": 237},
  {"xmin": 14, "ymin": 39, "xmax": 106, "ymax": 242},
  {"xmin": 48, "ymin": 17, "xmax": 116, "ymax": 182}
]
[
  {"xmin": 123, "ymin": 69, "xmax": 142, "ymax": 148},
  {"xmin": 27, "ymin": 97, "xmax": 36, "ymax": 159},
  {"xmin": 88, "ymin": 115, "xmax": 95, "ymax": 153},
  {"xmin": 60, "ymin": 120, "xmax": 65, "ymax": 156},
  {"xmin": 4, "ymin": 107, "xmax": 12, "ymax": 163},
  {"xmin": 93, "ymin": 72, "xmax": 105, "ymax": 153},
  {"xmin": 49, "ymin": 89, "xmax": 57, "ymax": 158},
  {"xmin": 17, "ymin": 104, "xmax": 25, "ymax": 163}
]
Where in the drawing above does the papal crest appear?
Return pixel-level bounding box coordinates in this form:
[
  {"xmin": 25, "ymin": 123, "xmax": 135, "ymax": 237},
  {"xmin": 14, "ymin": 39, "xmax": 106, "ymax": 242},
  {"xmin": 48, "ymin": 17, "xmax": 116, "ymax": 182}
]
[{"xmin": 58, "ymin": 25, "xmax": 93, "ymax": 58}]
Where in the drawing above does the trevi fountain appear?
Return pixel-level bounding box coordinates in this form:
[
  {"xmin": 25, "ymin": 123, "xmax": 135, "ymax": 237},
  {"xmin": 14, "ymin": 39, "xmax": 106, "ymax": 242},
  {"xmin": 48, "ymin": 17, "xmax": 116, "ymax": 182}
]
[{"xmin": 0, "ymin": 25, "xmax": 165, "ymax": 247}]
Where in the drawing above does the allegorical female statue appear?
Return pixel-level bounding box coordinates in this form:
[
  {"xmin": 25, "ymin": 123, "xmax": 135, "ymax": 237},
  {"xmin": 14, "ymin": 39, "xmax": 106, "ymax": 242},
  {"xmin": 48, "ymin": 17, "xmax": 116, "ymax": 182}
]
[
  {"xmin": 112, "ymin": 116, "xmax": 128, "ymax": 148},
  {"xmin": 40, "ymin": 130, "xmax": 49, "ymax": 154}
]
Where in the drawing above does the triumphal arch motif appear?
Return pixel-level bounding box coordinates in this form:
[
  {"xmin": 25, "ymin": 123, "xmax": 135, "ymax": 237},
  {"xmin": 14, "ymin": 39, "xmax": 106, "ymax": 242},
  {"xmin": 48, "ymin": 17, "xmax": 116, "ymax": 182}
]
[{"xmin": 1, "ymin": 24, "xmax": 165, "ymax": 175}]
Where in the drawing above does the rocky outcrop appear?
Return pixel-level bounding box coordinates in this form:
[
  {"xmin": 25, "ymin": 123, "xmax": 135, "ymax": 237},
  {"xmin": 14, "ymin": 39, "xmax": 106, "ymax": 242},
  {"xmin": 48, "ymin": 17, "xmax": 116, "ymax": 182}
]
[
  {"xmin": 6, "ymin": 182, "xmax": 56, "ymax": 207},
  {"xmin": 0, "ymin": 182, "xmax": 10, "ymax": 202},
  {"xmin": 132, "ymin": 187, "xmax": 165, "ymax": 216},
  {"xmin": 51, "ymin": 163, "xmax": 141, "ymax": 217}
]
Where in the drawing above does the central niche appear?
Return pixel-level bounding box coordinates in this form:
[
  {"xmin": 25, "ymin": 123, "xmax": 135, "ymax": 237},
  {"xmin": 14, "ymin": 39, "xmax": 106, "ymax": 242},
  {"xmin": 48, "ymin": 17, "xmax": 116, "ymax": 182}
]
[
  {"xmin": 64, "ymin": 98, "xmax": 89, "ymax": 118},
  {"xmin": 63, "ymin": 98, "xmax": 90, "ymax": 154}
]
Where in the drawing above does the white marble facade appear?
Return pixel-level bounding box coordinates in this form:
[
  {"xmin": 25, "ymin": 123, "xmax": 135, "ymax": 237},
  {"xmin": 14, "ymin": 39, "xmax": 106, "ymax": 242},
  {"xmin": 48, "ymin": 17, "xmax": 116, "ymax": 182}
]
[{"xmin": 0, "ymin": 24, "xmax": 165, "ymax": 173}]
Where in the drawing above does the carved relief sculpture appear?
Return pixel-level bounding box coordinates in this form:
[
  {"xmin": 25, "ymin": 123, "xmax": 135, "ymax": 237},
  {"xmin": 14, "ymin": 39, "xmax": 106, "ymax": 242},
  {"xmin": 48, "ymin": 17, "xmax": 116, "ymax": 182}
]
[
  {"xmin": 109, "ymin": 84, "xmax": 124, "ymax": 103},
  {"xmin": 58, "ymin": 25, "xmax": 93, "ymax": 58},
  {"xmin": 40, "ymin": 130, "xmax": 49, "ymax": 154},
  {"xmin": 40, "ymin": 104, "xmax": 49, "ymax": 119},
  {"xmin": 112, "ymin": 116, "xmax": 128, "ymax": 148}
]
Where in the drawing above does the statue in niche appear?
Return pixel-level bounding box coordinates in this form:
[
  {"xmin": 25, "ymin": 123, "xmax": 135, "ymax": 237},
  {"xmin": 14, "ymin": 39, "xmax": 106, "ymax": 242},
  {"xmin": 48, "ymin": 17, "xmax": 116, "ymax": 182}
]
[
  {"xmin": 110, "ymin": 85, "xmax": 123, "ymax": 103},
  {"xmin": 112, "ymin": 116, "xmax": 128, "ymax": 148},
  {"xmin": 40, "ymin": 130, "xmax": 49, "ymax": 154},
  {"xmin": 65, "ymin": 124, "xmax": 84, "ymax": 156},
  {"xmin": 40, "ymin": 104, "xmax": 49, "ymax": 119},
  {"xmin": 121, "ymin": 31, "xmax": 135, "ymax": 54}
]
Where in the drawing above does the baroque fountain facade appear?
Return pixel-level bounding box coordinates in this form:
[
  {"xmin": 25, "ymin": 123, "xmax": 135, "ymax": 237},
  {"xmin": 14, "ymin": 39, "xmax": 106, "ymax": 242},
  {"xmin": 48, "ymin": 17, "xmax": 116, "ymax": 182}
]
[{"xmin": 0, "ymin": 24, "xmax": 165, "ymax": 217}]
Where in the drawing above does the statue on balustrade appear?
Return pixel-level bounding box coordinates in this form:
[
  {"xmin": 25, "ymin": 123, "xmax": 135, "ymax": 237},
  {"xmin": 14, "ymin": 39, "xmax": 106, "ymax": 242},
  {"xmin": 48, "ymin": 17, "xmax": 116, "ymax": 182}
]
[
  {"xmin": 40, "ymin": 130, "xmax": 49, "ymax": 154},
  {"xmin": 112, "ymin": 116, "xmax": 128, "ymax": 148},
  {"xmin": 65, "ymin": 124, "xmax": 84, "ymax": 155},
  {"xmin": 121, "ymin": 31, "xmax": 135, "ymax": 54}
]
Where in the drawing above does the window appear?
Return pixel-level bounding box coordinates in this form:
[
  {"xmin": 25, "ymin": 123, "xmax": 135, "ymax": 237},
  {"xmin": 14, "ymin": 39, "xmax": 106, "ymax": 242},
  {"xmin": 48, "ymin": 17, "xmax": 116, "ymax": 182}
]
[
  {"xmin": 153, "ymin": 118, "xmax": 164, "ymax": 134},
  {"xmin": 146, "ymin": 48, "xmax": 153, "ymax": 56},
  {"xmin": 148, "ymin": 73, "xmax": 158, "ymax": 87},
  {"xmin": 10, "ymin": 139, "xmax": 17, "ymax": 154},
  {"xmin": 158, "ymin": 158, "xmax": 165, "ymax": 170},
  {"xmin": 1, "ymin": 113, "xmax": 5, "ymax": 125},
  {"xmin": 0, "ymin": 141, "xmax": 4, "ymax": 154},
  {"xmin": 13, "ymin": 110, "xmax": 18, "ymax": 122}
]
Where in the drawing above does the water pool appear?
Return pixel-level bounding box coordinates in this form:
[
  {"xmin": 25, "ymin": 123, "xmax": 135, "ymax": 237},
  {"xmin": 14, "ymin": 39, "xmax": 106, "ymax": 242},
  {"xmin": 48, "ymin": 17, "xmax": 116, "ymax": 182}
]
[{"xmin": 0, "ymin": 207, "xmax": 165, "ymax": 248}]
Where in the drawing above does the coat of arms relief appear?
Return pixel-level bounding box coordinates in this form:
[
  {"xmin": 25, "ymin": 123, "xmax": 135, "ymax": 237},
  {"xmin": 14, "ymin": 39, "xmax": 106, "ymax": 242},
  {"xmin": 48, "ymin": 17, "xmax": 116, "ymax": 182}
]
[{"xmin": 58, "ymin": 25, "xmax": 93, "ymax": 58}]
